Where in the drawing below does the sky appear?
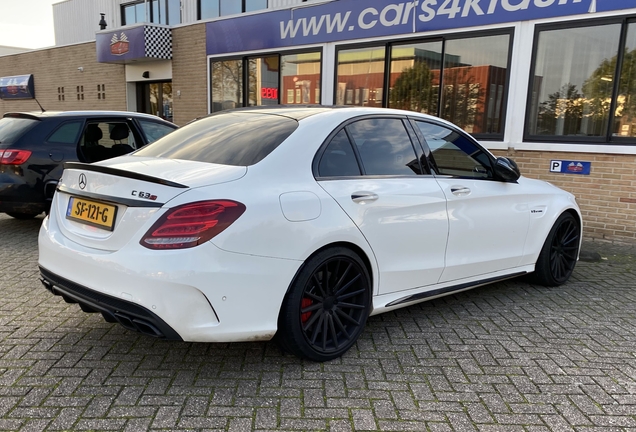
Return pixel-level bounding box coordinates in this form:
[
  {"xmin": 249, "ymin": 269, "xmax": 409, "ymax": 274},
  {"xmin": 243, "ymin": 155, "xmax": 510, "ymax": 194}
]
[{"xmin": 0, "ymin": 0, "xmax": 61, "ymax": 49}]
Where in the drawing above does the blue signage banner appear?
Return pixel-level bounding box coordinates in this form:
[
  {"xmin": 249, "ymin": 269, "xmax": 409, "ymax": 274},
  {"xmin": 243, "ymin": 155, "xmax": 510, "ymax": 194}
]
[
  {"xmin": 97, "ymin": 26, "xmax": 146, "ymax": 63},
  {"xmin": 550, "ymin": 160, "xmax": 591, "ymax": 175},
  {"xmin": 0, "ymin": 74, "xmax": 35, "ymax": 100},
  {"xmin": 206, "ymin": 0, "xmax": 636, "ymax": 55}
]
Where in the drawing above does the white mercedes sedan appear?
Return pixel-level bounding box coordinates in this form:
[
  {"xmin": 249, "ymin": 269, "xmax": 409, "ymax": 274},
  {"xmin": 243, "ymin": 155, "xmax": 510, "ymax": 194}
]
[{"xmin": 38, "ymin": 107, "xmax": 582, "ymax": 361}]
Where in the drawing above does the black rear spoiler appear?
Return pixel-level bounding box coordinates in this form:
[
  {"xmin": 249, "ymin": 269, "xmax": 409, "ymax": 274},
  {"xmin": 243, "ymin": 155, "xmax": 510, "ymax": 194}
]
[{"xmin": 63, "ymin": 162, "xmax": 188, "ymax": 189}]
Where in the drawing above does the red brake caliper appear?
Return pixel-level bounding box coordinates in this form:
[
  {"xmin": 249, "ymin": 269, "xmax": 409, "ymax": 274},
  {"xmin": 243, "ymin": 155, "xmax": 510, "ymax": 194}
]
[{"xmin": 301, "ymin": 298, "xmax": 313, "ymax": 323}]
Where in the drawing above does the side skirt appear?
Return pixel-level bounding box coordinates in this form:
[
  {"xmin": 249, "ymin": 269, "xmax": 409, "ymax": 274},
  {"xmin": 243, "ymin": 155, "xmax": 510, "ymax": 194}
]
[{"xmin": 382, "ymin": 272, "xmax": 528, "ymax": 308}]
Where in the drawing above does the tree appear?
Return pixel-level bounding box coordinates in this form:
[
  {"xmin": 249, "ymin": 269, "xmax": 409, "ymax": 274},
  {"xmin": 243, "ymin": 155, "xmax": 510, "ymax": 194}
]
[
  {"xmin": 536, "ymin": 83, "xmax": 583, "ymax": 136},
  {"xmin": 582, "ymin": 48, "xmax": 636, "ymax": 136},
  {"xmin": 389, "ymin": 61, "xmax": 437, "ymax": 114}
]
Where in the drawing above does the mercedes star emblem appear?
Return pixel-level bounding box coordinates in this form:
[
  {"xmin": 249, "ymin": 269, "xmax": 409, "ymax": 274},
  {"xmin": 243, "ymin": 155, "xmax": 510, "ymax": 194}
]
[{"xmin": 79, "ymin": 173, "xmax": 87, "ymax": 190}]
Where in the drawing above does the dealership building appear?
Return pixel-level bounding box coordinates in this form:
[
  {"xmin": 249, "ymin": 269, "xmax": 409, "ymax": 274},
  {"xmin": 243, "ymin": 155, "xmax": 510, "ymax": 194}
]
[{"xmin": 1, "ymin": 0, "xmax": 635, "ymax": 242}]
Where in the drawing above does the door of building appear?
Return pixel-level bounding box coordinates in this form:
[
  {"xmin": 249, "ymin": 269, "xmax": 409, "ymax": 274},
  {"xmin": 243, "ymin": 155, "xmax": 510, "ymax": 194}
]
[{"xmin": 137, "ymin": 81, "xmax": 173, "ymax": 122}]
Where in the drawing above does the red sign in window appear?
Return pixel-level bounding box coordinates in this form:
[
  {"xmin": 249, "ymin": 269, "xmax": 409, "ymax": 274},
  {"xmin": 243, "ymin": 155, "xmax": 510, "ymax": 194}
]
[{"xmin": 261, "ymin": 87, "xmax": 278, "ymax": 99}]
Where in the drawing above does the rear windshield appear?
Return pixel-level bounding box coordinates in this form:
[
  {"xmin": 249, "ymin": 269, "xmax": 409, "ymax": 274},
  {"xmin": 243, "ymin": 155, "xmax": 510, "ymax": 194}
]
[
  {"xmin": 0, "ymin": 117, "xmax": 38, "ymax": 145},
  {"xmin": 134, "ymin": 112, "xmax": 298, "ymax": 166}
]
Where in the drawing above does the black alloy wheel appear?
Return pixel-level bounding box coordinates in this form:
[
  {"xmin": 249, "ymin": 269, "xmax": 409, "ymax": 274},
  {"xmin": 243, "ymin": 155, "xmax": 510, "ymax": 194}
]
[
  {"xmin": 533, "ymin": 212, "xmax": 580, "ymax": 286},
  {"xmin": 278, "ymin": 247, "xmax": 371, "ymax": 362}
]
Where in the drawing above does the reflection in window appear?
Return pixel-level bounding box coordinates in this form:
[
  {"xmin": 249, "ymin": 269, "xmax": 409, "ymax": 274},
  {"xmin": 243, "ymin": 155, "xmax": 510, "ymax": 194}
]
[
  {"xmin": 528, "ymin": 24, "xmax": 621, "ymax": 137},
  {"xmin": 347, "ymin": 118, "xmax": 421, "ymax": 176},
  {"xmin": 211, "ymin": 59, "xmax": 243, "ymax": 113},
  {"xmin": 199, "ymin": 0, "xmax": 268, "ymax": 19},
  {"xmin": 211, "ymin": 51, "xmax": 321, "ymax": 112},
  {"xmin": 138, "ymin": 120, "xmax": 176, "ymax": 143},
  {"xmin": 134, "ymin": 113, "xmax": 298, "ymax": 166},
  {"xmin": 442, "ymin": 35, "xmax": 509, "ymax": 135},
  {"xmin": 318, "ymin": 130, "xmax": 361, "ymax": 177},
  {"xmin": 388, "ymin": 41, "xmax": 442, "ymax": 116},
  {"xmin": 245, "ymin": 0, "xmax": 267, "ymax": 12},
  {"xmin": 121, "ymin": 0, "xmax": 180, "ymax": 25},
  {"xmin": 415, "ymin": 121, "xmax": 492, "ymax": 179},
  {"xmin": 615, "ymin": 22, "xmax": 636, "ymax": 138},
  {"xmin": 48, "ymin": 122, "xmax": 82, "ymax": 144},
  {"xmin": 336, "ymin": 46, "xmax": 386, "ymax": 107},
  {"xmin": 281, "ymin": 52, "xmax": 321, "ymax": 105},
  {"xmin": 248, "ymin": 56, "xmax": 280, "ymax": 106}
]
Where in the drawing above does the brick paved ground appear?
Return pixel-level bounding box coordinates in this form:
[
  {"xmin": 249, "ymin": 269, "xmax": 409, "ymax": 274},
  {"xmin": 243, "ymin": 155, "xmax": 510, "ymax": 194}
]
[{"xmin": 1, "ymin": 213, "xmax": 635, "ymax": 431}]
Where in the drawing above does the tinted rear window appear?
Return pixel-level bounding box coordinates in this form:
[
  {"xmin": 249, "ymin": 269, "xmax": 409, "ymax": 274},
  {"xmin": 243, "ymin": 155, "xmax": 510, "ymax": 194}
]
[
  {"xmin": 134, "ymin": 112, "xmax": 298, "ymax": 166},
  {"xmin": 0, "ymin": 117, "xmax": 38, "ymax": 145}
]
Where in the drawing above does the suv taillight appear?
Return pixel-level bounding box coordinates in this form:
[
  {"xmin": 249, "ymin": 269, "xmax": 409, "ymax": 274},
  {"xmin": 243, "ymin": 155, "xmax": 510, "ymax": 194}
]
[
  {"xmin": 0, "ymin": 149, "xmax": 32, "ymax": 165},
  {"xmin": 140, "ymin": 200, "xmax": 246, "ymax": 250}
]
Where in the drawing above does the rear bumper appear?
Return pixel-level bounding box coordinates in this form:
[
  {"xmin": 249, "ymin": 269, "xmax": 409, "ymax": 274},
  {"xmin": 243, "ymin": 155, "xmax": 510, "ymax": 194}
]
[
  {"xmin": 38, "ymin": 214, "xmax": 303, "ymax": 342},
  {"xmin": 40, "ymin": 267, "xmax": 182, "ymax": 340}
]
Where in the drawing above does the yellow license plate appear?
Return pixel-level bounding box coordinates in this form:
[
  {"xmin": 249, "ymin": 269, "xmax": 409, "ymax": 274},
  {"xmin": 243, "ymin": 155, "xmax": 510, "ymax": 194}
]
[{"xmin": 66, "ymin": 196, "xmax": 118, "ymax": 231}]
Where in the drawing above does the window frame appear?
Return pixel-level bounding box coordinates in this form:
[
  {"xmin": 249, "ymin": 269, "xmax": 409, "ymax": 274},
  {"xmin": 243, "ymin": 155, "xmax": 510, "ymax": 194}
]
[
  {"xmin": 333, "ymin": 27, "xmax": 515, "ymax": 142},
  {"xmin": 523, "ymin": 16, "xmax": 636, "ymax": 145},
  {"xmin": 209, "ymin": 47, "xmax": 323, "ymax": 113},
  {"xmin": 313, "ymin": 114, "xmax": 431, "ymax": 180},
  {"xmin": 121, "ymin": 0, "xmax": 181, "ymax": 26},
  {"xmin": 408, "ymin": 117, "xmax": 498, "ymax": 181},
  {"xmin": 197, "ymin": 0, "xmax": 268, "ymax": 20}
]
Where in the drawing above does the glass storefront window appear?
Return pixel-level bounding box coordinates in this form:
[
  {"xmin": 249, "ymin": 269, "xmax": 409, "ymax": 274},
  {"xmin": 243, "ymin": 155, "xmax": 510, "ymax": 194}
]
[
  {"xmin": 211, "ymin": 60, "xmax": 243, "ymax": 113},
  {"xmin": 167, "ymin": 0, "xmax": 180, "ymax": 25},
  {"xmin": 335, "ymin": 33, "xmax": 511, "ymax": 138},
  {"xmin": 388, "ymin": 41, "xmax": 442, "ymax": 115},
  {"xmin": 248, "ymin": 56, "xmax": 280, "ymax": 106},
  {"xmin": 220, "ymin": 0, "xmax": 241, "ymax": 15},
  {"xmin": 121, "ymin": 0, "xmax": 180, "ymax": 25},
  {"xmin": 199, "ymin": 0, "xmax": 267, "ymax": 19},
  {"xmin": 281, "ymin": 52, "xmax": 322, "ymax": 105},
  {"xmin": 210, "ymin": 51, "xmax": 321, "ymax": 113},
  {"xmin": 528, "ymin": 23, "xmax": 622, "ymax": 138},
  {"xmin": 615, "ymin": 22, "xmax": 636, "ymax": 138},
  {"xmin": 336, "ymin": 46, "xmax": 386, "ymax": 107},
  {"xmin": 200, "ymin": 0, "xmax": 219, "ymax": 19},
  {"xmin": 442, "ymin": 34, "xmax": 510, "ymax": 135},
  {"xmin": 122, "ymin": 2, "xmax": 147, "ymax": 25},
  {"xmin": 245, "ymin": 0, "xmax": 267, "ymax": 12}
]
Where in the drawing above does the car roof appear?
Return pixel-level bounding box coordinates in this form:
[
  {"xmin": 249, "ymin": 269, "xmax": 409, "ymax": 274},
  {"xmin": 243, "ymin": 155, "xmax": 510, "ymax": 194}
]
[
  {"xmin": 220, "ymin": 105, "xmax": 447, "ymax": 124},
  {"xmin": 3, "ymin": 111, "xmax": 174, "ymax": 123},
  {"xmin": 212, "ymin": 106, "xmax": 348, "ymax": 121}
]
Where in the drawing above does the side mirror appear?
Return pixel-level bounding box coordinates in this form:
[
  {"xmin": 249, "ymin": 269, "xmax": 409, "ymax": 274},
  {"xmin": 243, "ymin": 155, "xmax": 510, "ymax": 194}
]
[{"xmin": 495, "ymin": 157, "xmax": 520, "ymax": 182}]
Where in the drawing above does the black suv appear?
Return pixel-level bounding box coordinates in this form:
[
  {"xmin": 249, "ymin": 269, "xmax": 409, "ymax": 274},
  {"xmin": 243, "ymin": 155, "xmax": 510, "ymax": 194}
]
[{"xmin": 0, "ymin": 111, "xmax": 177, "ymax": 219}]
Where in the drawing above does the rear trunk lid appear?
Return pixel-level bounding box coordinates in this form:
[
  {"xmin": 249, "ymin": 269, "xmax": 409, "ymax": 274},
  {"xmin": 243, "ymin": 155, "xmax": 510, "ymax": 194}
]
[{"xmin": 52, "ymin": 156, "xmax": 246, "ymax": 251}]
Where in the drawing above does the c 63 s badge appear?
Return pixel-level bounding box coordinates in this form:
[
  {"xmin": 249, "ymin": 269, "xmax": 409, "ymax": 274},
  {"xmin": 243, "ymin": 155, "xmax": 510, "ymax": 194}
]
[{"xmin": 132, "ymin": 190, "xmax": 158, "ymax": 201}]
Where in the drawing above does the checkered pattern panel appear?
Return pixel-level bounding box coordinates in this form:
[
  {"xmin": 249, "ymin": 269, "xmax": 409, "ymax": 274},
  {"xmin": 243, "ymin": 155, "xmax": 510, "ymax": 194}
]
[{"xmin": 144, "ymin": 26, "xmax": 172, "ymax": 59}]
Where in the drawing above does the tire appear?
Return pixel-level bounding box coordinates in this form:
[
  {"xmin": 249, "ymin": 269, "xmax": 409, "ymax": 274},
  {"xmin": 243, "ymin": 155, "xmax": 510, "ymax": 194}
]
[
  {"xmin": 6, "ymin": 212, "xmax": 40, "ymax": 220},
  {"xmin": 532, "ymin": 212, "xmax": 581, "ymax": 287},
  {"xmin": 277, "ymin": 247, "xmax": 371, "ymax": 362}
]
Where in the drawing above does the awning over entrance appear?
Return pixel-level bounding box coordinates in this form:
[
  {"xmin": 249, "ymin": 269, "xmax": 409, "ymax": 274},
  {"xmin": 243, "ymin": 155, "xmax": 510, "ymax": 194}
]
[{"xmin": 97, "ymin": 24, "xmax": 171, "ymax": 64}]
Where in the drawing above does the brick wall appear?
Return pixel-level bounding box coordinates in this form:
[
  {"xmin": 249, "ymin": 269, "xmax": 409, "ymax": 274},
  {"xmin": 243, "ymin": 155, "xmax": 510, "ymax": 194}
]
[
  {"xmin": 493, "ymin": 149, "xmax": 636, "ymax": 244},
  {"xmin": 172, "ymin": 24, "xmax": 208, "ymax": 126},
  {"xmin": 0, "ymin": 43, "xmax": 126, "ymax": 114}
]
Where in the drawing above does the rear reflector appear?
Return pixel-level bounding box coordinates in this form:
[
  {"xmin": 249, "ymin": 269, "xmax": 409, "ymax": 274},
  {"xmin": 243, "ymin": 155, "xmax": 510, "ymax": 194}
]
[
  {"xmin": 140, "ymin": 200, "xmax": 246, "ymax": 250},
  {"xmin": 0, "ymin": 149, "xmax": 32, "ymax": 165}
]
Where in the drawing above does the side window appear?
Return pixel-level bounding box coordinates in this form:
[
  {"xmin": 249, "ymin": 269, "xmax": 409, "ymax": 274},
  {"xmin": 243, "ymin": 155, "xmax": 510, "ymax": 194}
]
[
  {"xmin": 138, "ymin": 120, "xmax": 176, "ymax": 144},
  {"xmin": 80, "ymin": 121, "xmax": 136, "ymax": 163},
  {"xmin": 347, "ymin": 118, "xmax": 422, "ymax": 176},
  {"xmin": 414, "ymin": 121, "xmax": 493, "ymax": 179},
  {"xmin": 318, "ymin": 130, "xmax": 361, "ymax": 177},
  {"xmin": 47, "ymin": 121, "xmax": 82, "ymax": 144}
]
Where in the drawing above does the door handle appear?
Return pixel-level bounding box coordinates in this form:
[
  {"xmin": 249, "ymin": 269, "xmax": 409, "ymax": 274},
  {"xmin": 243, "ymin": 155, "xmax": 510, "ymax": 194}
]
[
  {"xmin": 351, "ymin": 192, "xmax": 378, "ymax": 203},
  {"xmin": 450, "ymin": 186, "xmax": 471, "ymax": 196}
]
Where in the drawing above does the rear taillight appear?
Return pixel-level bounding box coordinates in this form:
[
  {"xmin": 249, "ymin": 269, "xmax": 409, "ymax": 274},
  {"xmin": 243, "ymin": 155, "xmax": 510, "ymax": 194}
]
[
  {"xmin": 0, "ymin": 149, "xmax": 32, "ymax": 165},
  {"xmin": 140, "ymin": 200, "xmax": 246, "ymax": 250}
]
